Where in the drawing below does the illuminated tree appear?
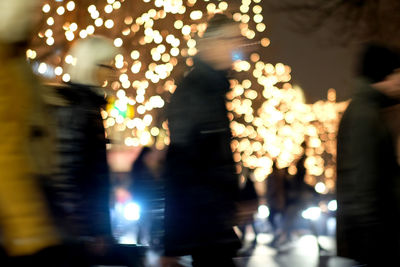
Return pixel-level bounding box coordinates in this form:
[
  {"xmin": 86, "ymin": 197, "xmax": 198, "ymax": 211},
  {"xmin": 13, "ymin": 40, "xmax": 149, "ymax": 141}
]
[{"xmin": 31, "ymin": 0, "xmax": 347, "ymax": 192}]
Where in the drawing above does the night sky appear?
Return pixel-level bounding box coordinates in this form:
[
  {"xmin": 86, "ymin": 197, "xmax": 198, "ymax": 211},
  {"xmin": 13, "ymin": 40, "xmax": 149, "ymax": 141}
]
[{"xmin": 260, "ymin": 3, "xmax": 359, "ymax": 104}]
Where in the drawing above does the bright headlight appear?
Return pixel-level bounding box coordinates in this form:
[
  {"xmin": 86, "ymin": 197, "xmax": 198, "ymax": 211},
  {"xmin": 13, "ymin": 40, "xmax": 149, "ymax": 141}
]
[
  {"xmin": 328, "ymin": 200, "xmax": 337, "ymax": 212},
  {"xmin": 302, "ymin": 207, "xmax": 321, "ymax": 221},
  {"xmin": 123, "ymin": 202, "xmax": 141, "ymax": 221},
  {"xmin": 257, "ymin": 204, "xmax": 270, "ymax": 219}
]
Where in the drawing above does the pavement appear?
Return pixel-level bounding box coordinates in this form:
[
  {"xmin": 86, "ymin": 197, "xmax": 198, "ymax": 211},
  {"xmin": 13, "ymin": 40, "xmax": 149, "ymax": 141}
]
[
  {"xmin": 234, "ymin": 233, "xmax": 356, "ymax": 267},
  {"xmin": 109, "ymin": 212, "xmax": 358, "ymax": 267},
  {"xmin": 137, "ymin": 232, "xmax": 357, "ymax": 267}
]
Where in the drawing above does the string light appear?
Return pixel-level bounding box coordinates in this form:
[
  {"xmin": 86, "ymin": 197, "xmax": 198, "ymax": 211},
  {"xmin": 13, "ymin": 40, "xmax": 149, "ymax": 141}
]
[{"xmin": 30, "ymin": 0, "xmax": 347, "ymax": 191}]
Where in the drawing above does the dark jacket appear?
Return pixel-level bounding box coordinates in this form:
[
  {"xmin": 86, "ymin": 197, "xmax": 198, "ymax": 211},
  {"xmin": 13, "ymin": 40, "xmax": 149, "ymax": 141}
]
[
  {"xmin": 163, "ymin": 58, "xmax": 240, "ymax": 256},
  {"xmin": 47, "ymin": 83, "xmax": 112, "ymax": 240},
  {"xmin": 336, "ymin": 79, "xmax": 400, "ymax": 265},
  {"xmin": 129, "ymin": 147, "xmax": 159, "ymax": 209}
]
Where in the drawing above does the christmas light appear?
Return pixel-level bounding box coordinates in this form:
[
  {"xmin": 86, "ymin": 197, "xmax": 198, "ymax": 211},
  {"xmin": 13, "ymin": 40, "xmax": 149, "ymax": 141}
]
[{"xmin": 30, "ymin": 0, "xmax": 347, "ymax": 192}]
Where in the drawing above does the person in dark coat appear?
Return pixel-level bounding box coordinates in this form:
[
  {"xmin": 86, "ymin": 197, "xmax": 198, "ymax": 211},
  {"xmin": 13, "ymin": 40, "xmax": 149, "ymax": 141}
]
[
  {"xmin": 161, "ymin": 14, "xmax": 246, "ymax": 267},
  {"xmin": 336, "ymin": 43, "xmax": 400, "ymax": 266},
  {"xmin": 266, "ymin": 162, "xmax": 287, "ymax": 245},
  {"xmin": 129, "ymin": 146, "xmax": 166, "ymax": 246},
  {"xmin": 47, "ymin": 36, "xmax": 119, "ymax": 253},
  {"xmin": 270, "ymin": 145, "xmax": 320, "ymax": 249}
]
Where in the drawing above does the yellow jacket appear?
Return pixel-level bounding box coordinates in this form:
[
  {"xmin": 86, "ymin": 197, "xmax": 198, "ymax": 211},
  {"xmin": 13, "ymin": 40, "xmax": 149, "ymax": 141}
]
[{"xmin": 0, "ymin": 44, "xmax": 59, "ymax": 256}]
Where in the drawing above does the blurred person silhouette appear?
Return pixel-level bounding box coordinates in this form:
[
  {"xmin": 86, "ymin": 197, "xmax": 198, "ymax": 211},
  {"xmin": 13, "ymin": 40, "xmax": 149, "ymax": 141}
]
[
  {"xmin": 266, "ymin": 162, "xmax": 287, "ymax": 246},
  {"xmin": 161, "ymin": 13, "xmax": 247, "ymax": 267},
  {"xmin": 336, "ymin": 43, "xmax": 400, "ymax": 266},
  {"xmin": 236, "ymin": 167, "xmax": 259, "ymax": 252},
  {"xmin": 0, "ymin": 0, "xmax": 83, "ymax": 266},
  {"xmin": 129, "ymin": 146, "xmax": 166, "ymax": 247},
  {"xmin": 46, "ymin": 36, "xmax": 119, "ymax": 263},
  {"xmin": 270, "ymin": 143, "xmax": 320, "ymax": 250}
]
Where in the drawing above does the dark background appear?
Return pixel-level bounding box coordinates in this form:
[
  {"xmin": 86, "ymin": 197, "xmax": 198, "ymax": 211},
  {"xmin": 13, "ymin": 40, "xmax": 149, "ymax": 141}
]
[{"xmin": 259, "ymin": 4, "xmax": 360, "ymax": 104}]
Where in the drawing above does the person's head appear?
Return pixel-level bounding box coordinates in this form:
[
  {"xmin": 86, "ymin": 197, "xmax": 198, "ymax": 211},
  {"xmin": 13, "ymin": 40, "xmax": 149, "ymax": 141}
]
[
  {"xmin": 358, "ymin": 43, "xmax": 400, "ymax": 83},
  {"xmin": 359, "ymin": 43, "xmax": 400, "ymax": 99},
  {"xmin": 64, "ymin": 36, "xmax": 119, "ymax": 86},
  {"xmin": 0, "ymin": 0, "xmax": 41, "ymax": 43},
  {"xmin": 197, "ymin": 13, "xmax": 244, "ymax": 71}
]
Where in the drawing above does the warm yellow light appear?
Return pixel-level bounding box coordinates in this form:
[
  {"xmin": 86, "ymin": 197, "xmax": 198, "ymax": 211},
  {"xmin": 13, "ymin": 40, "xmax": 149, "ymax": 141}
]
[
  {"xmin": 131, "ymin": 61, "xmax": 142, "ymax": 74},
  {"xmin": 115, "ymin": 61, "xmax": 124, "ymax": 69},
  {"xmin": 130, "ymin": 50, "xmax": 140, "ymax": 60},
  {"xmin": 162, "ymin": 54, "xmax": 170, "ymax": 62},
  {"xmin": 240, "ymin": 5, "xmax": 249, "ymax": 13},
  {"xmin": 276, "ymin": 63, "xmax": 286, "ymax": 75},
  {"xmin": 57, "ymin": 6, "xmax": 65, "ymax": 15},
  {"xmin": 105, "ymin": 4, "xmax": 113, "ymax": 13},
  {"xmin": 42, "ymin": 4, "xmax": 51, "ymax": 13},
  {"xmin": 137, "ymin": 105, "xmax": 146, "ymax": 114},
  {"xmin": 125, "ymin": 16, "xmax": 133, "ymax": 25},
  {"xmin": 114, "ymin": 38, "xmax": 123, "ymax": 47},
  {"xmin": 246, "ymin": 30, "xmax": 256, "ymax": 39},
  {"xmin": 148, "ymin": 9, "xmax": 157, "ymax": 17},
  {"xmin": 95, "ymin": 18, "xmax": 103, "ymax": 27},
  {"xmin": 38, "ymin": 63, "xmax": 47, "ymax": 74},
  {"xmin": 171, "ymin": 38, "xmax": 180, "ymax": 47},
  {"xmin": 119, "ymin": 74, "xmax": 129, "ymax": 83},
  {"xmin": 46, "ymin": 37, "xmax": 55, "ymax": 46},
  {"xmin": 65, "ymin": 55, "xmax": 74, "ymax": 64},
  {"xmin": 190, "ymin": 10, "xmax": 203, "ymax": 20},
  {"xmin": 170, "ymin": 48, "xmax": 179, "ymax": 56},
  {"xmin": 91, "ymin": 10, "xmax": 100, "ymax": 19},
  {"xmin": 45, "ymin": 29, "xmax": 53, "ymax": 38},
  {"xmin": 47, "ymin": 17, "xmax": 54, "ymax": 26},
  {"xmin": 187, "ymin": 39, "xmax": 196, "ymax": 48},
  {"xmin": 155, "ymin": 0, "xmax": 163, "ymax": 7},
  {"xmin": 253, "ymin": 5, "xmax": 262, "ymax": 14},
  {"xmin": 88, "ymin": 5, "xmax": 97, "ymax": 13},
  {"xmin": 26, "ymin": 49, "xmax": 37, "ymax": 59},
  {"xmin": 241, "ymin": 15, "xmax": 250, "ymax": 24},
  {"xmin": 66, "ymin": 1, "xmax": 75, "ymax": 11},
  {"xmin": 218, "ymin": 2, "xmax": 228, "ymax": 11},
  {"xmin": 86, "ymin": 25, "xmax": 95, "ymax": 34},
  {"xmin": 261, "ymin": 38, "xmax": 270, "ymax": 47},
  {"xmin": 182, "ymin": 25, "xmax": 191, "ymax": 35},
  {"xmin": 250, "ymin": 53, "xmax": 260, "ymax": 62},
  {"xmin": 143, "ymin": 114, "xmax": 153, "ymax": 126},
  {"xmin": 105, "ymin": 20, "xmax": 115, "ymax": 29},
  {"xmin": 62, "ymin": 73, "xmax": 71, "ymax": 82},
  {"xmin": 70, "ymin": 23, "xmax": 78, "ymax": 32},
  {"xmin": 65, "ymin": 31, "xmax": 75, "ymax": 41},
  {"xmin": 150, "ymin": 127, "xmax": 160, "ymax": 136},
  {"xmin": 54, "ymin": 66, "xmax": 63, "ymax": 76},
  {"xmin": 256, "ymin": 23, "xmax": 266, "ymax": 32},
  {"xmin": 113, "ymin": 1, "xmax": 121, "ymax": 9},
  {"xmin": 254, "ymin": 14, "xmax": 264, "ymax": 23},
  {"xmin": 154, "ymin": 34, "xmax": 163, "ymax": 44},
  {"xmin": 206, "ymin": 3, "xmax": 216, "ymax": 13}
]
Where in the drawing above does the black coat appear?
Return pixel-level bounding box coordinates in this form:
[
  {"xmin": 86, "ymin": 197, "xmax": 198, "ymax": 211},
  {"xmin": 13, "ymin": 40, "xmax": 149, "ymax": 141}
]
[
  {"xmin": 47, "ymin": 83, "xmax": 112, "ymax": 240},
  {"xmin": 336, "ymin": 79, "xmax": 400, "ymax": 265},
  {"xmin": 163, "ymin": 58, "xmax": 241, "ymax": 256}
]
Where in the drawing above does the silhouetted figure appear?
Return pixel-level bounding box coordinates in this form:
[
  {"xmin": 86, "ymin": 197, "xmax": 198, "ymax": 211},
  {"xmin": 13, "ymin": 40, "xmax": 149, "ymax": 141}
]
[
  {"xmin": 161, "ymin": 14, "xmax": 246, "ymax": 267},
  {"xmin": 45, "ymin": 37, "xmax": 122, "ymax": 266},
  {"xmin": 130, "ymin": 146, "xmax": 166, "ymax": 247},
  {"xmin": 336, "ymin": 43, "xmax": 400, "ymax": 266},
  {"xmin": 236, "ymin": 168, "xmax": 259, "ymax": 251},
  {"xmin": 271, "ymin": 145, "xmax": 320, "ymax": 250},
  {"xmin": 266, "ymin": 163, "xmax": 287, "ymax": 245},
  {"xmin": 0, "ymin": 1, "xmax": 64, "ymax": 266}
]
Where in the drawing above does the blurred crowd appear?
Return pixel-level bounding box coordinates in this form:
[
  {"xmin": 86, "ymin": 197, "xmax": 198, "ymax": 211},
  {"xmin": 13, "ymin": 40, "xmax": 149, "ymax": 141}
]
[{"xmin": 1, "ymin": 0, "xmax": 400, "ymax": 267}]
